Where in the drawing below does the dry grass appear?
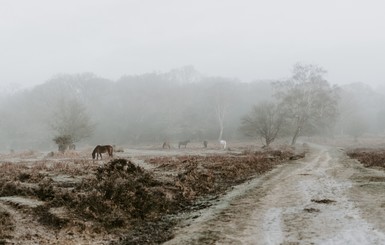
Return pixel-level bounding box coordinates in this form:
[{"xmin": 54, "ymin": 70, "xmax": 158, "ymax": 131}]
[
  {"xmin": 347, "ymin": 148, "xmax": 385, "ymax": 168},
  {"xmin": 0, "ymin": 206, "xmax": 14, "ymax": 242},
  {"xmin": 0, "ymin": 148, "xmax": 305, "ymax": 244}
]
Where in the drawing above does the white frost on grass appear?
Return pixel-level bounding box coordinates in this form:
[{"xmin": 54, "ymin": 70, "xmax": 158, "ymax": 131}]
[
  {"xmin": 0, "ymin": 196, "xmax": 44, "ymax": 208},
  {"xmin": 320, "ymin": 225, "xmax": 385, "ymax": 245}
]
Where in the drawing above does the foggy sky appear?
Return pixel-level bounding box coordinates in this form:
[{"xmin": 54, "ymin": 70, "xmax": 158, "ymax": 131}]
[{"xmin": 1, "ymin": 0, "xmax": 385, "ymax": 89}]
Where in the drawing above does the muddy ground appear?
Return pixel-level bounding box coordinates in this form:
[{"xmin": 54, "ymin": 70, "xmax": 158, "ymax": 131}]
[{"xmin": 2, "ymin": 141, "xmax": 385, "ymax": 244}]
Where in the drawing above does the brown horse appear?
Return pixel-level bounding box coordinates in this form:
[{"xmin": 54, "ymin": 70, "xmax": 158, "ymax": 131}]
[{"xmin": 92, "ymin": 145, "xmax": 113, "ymax": 160}]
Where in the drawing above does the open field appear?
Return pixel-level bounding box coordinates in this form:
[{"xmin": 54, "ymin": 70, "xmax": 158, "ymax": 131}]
[
  {"xmin": 3, "ymin": 139, "xmax": 385, "ymax": 244},
  {"xmin": 0, "ymin": 142, "xmax": 305, "ymax": 244}
]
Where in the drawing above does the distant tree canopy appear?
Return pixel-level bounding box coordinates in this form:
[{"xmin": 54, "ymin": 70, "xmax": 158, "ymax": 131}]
[
  {"xmin": 274, "ymin": 63, "xmax": 339, "ymax": 145},
  {"xmin": 345, "ymin": 113, "xmax": 367, "ymax": 142},
  {"xmin": 107, "ymin": 70, "xmax": 272, "ymax": 144},
  {"xmin": 50, "ymin": 98, "xmax": 94, "ymax": 152},
  {"xmin": 336, "ymin": 82, "xmax": 384, "ymax": 137},
  {"xmin": 4, "ymin": 65, "xmax": 385, "ymax": 151}
]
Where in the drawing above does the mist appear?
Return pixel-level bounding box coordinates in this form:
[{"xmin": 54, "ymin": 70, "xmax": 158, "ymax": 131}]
[
  {"xmin": 0, "ymin": 66, "xmax": 384, "ymax": 152},
  {"xmin": 1, "ymin": 1, "xmax": 385, "ymax": 88},
  {"xmin": 1, "ymin": 1, "xmax": 385, "ymax": 151},
  {"xmin": 0, "ymin": 68, "xmax": 272, "ymax": 150}
]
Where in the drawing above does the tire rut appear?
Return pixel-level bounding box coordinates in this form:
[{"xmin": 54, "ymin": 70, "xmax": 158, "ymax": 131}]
[
  {"xmin": 0, "ymin": 201, "xmax": 57, "ymax": 244},
  {"xmin": 165, "ymin": 146, "xmax": 385, "ymax": 245}
]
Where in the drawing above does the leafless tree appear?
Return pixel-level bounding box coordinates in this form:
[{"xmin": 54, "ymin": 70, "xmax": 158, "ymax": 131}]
[
  {"xmin": 274, "ymin": 63, "xmax": 339, "ymax": 145},
  {"xmin": 241, "ymin": 102, "xmax": 285, "ymax": 147},
  {"xmin": 208, "ymin": 78, "xmax": 236, "ymax": 141},
  {"xmin": 50, "ymin": 98, "xmax": 94, "ymax": 151}
]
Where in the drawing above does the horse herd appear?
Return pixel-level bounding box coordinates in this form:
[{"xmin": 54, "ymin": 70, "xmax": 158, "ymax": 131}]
[
  {"xmin": 92, "ymin": 140, "xmax": 227, "ymax": 160},
  {"xmin": 162, "ymin": 140, "xmax": 191, "ymax": 149},
  {"xmin": 164, "ymin": 140, "xmax": 227, "ymax": 150}
]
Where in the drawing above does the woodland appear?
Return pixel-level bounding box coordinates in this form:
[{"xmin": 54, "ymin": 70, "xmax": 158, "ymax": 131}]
[{"xmin": 0, "ymin": 66, "xmax": 384, "ymax": 151}]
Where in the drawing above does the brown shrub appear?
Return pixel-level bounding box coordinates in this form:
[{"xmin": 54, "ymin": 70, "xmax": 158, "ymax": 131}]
[
  {"xmin": 347, "ymin": 149, "xmax": 385, "ymax": 168},
  {"xmin": 39, "ymin": 158, "xmax": 178, "ymax": 230},
  {"xmin": 0, "ymin": 207, "xmax": 14, "ymax": 241}
]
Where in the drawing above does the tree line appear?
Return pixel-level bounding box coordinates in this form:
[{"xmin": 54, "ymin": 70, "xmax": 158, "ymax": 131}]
[{"xmin": 0, "ymin": 65, "xmax": 384, "ymax": 152}]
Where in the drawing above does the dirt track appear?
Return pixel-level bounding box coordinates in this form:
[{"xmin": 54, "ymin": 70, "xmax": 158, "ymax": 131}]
[{"xmin": 164, "ymin": 145, "xmax": 385, "ymax": 244}]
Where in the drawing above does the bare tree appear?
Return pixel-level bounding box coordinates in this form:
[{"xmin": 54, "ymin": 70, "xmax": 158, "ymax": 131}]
[
  {"xmin": 215, "ymin": 94, "xmax": 226, "ymax": 141},
  {"xmin": 241, "ymin": 102, "xmax": 285, "ymax": 147},
  {"xmin": 208, "ymin": 78, "xmax": 235, "ymax": 141},
  {"xmin": 274, "ymin": 63, "xmax": 339, "ymax": 145},
  {"xmin": 50, "ymin": 98, "xmax": 94, "ymax": 152}
]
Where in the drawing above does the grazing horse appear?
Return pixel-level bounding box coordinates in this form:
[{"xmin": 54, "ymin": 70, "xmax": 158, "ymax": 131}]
[
  {"xmin": 219, "ymin": 140, "xmax": 227, "ymax": 150},
  {"xmin": 92, "ymin": 145, "xmax": 113, "ymax": 160},
  {"xmin": 178, "ymin": 140, "xmax": 190, "ymax": 149},
  {"xmin": 162, "ymin": 141, "xmax": 171, "ymax": 149}
]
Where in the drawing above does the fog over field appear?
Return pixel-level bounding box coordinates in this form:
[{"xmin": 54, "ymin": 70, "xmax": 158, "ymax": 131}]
[
  {"xmin": 3, "ymin": 3, "xmax": 385, "ymax": 244},
  {"xmin": 1, "ymin": 0, "xmax": 385, "ymax": 88},
  {"xmin": 1, "ymin": 1, "xmax": 385, "ymax": 151}
]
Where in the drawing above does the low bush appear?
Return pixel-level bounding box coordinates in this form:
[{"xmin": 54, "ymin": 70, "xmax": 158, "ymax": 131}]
[{"xmin": 347, "ymin": 149, "xmax": 385, "ymax": 168}]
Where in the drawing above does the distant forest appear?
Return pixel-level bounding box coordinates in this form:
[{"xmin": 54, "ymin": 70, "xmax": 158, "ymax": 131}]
[{"xmin": 0, "ymin": 66, "xmax": 384, "ymax": 151}]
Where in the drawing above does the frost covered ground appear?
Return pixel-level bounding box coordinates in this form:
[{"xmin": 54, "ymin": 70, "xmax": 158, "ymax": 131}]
[{"xmin": 1, "ymin": 142, "xmax": 385, "ymax": 244}]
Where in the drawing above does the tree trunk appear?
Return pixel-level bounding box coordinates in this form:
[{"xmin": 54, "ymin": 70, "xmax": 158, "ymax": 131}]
[
  {"xmin": 291, "ymin": 126, "xmax": 301, "ymax": 145},
  {"xmin": 265, "ymin": 137, "xmax": 273, "ymax": 148},
  {"xmin": 216, "ymin": 102, "xmax": 225, "ymax": 141},
  {"xmin": 58, "ymin": 143, "xmax": 68, "ymax": 153},
  {"xmin": 218, "ymin": 126, "xmax": 224, "ymax": 141}
]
